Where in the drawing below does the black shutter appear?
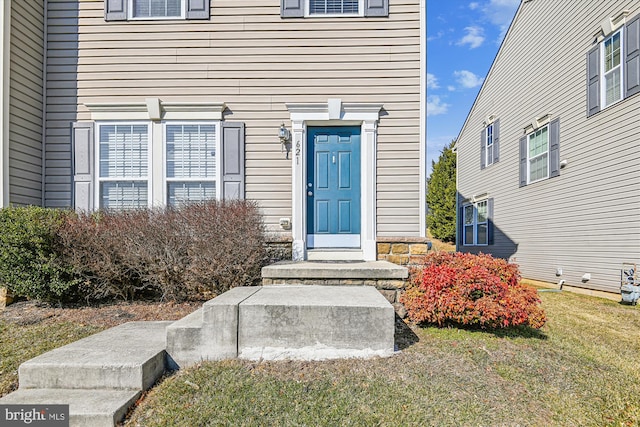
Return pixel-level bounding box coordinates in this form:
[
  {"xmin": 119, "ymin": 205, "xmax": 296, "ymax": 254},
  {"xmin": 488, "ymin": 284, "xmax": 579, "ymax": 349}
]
[
  {"xmin": 364, "ymin": 0, "xmax": 389, "ymax": 17},
  {"xmin": 186, "ymin": 0, "xmax": 210, "ymax": 20},
  {"xmin": 221, "ymin": 122, "xmax": 246, "ymax": 200},
  {"xmin": 281, "ymin": 0, "xmax": 304, "ymax": 18},
  {"xmin": 519, "ymin": 136, "xmax": 527, "ymax": 187},
  {"xmin": 493, "ymin": 119, "xmax": 500, "ymax": 163},
  {"xmin": 625, "ymin": 14, "xmax": 640, "ymax": 98},
  {"xmin": 71, "ymin": 122, "xmax": 95, "ymax": 212},
  {"xmin": 587, "ymin": 45, "xmax": 600, "ymax": 116},
  {"xmin": 548, "ymin": 118, "xmax": 560, "ymax": 178},
  {"xmin": 105, "ymin": 0, "xmax": 127, "ymax": 21},
  {"xmin": 487, "ymin": 198, "xmax": 494, "ymax": 245},
  {"xmin": 480, "ymin": 127, "xmax": 486, "ymax": 170}
]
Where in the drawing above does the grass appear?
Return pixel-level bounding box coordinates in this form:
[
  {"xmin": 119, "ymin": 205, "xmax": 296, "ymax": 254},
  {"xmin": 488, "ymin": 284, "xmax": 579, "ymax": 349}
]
[
  {"xmin": 126, "ymin": 291, "xmax": 640, "ymax": 427},
  {"xmin": 426, "ymin": 229, "xmax": 456, "ymax": 252},
  {"xmin": 0, "ymin": 322, "xmax": 103, "ymax": 395},
  {"xmin": 1, "ymin": 292, "xmax": 638, "ymax": 426}
]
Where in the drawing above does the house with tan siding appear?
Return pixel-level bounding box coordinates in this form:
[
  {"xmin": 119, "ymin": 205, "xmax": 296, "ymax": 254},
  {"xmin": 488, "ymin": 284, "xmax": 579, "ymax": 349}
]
[
  {"xmin": 456, "ymin": 0, "xmax": 640, "ymax": 294},
  {"xmin": 0, "ymin": 0, "xmax": 426, "ymax": 262}
]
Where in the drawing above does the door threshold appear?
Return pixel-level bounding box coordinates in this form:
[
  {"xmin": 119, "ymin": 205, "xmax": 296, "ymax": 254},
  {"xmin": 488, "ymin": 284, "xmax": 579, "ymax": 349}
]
[{"xmin": 307, "ymin": 249, "xmax": 364, "ymax": 261}]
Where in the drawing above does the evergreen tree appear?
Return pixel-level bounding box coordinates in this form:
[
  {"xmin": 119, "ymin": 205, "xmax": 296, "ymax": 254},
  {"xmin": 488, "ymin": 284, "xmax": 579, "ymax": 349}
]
[{"xmin": 426, "ymin": 140, "xmax": 457, "ymax": 243}]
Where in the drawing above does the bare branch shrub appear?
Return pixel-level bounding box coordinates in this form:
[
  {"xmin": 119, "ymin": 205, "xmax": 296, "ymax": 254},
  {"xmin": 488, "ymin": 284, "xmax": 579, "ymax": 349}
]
[{"xmin": 58, "ymin": 200, "xmax": 267, "ymax": 302}]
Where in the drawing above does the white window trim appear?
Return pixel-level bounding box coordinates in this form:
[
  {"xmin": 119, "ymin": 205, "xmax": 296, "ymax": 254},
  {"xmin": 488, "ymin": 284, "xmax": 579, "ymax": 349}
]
[
  {"xmin": 485, "ymin": 123, "xmax": 494, "ymax": 167},
  {"xmin": 129, "ymin": 0, "xmax": 186, "ymax": 20},
  {"xmin": 162, "ymin": 121, "xmax": 221, "ymax": 206},
  {"xmin": 600, "ymin": 27, "xmax": 624, "ymax": 108},
  {"xmin": 526, "ymin": 124, "xmax": 550, "ymax": 185},
  {"xmin": 95, "ymin": 121, "xmax": 153, "ymax": 209},
  {"xmin": 462, "ymin": 200, "xmax": 488, "ymax": 247},
  {"xmin": 305, "ymin": 0, "xmax": 365, "ymax": 17}
]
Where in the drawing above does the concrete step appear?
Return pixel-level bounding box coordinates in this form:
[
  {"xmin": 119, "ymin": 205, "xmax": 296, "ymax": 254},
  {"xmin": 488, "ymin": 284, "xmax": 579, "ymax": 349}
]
[
  {"xmin": 18, "ymin": 321, "xmax": 172, "ymax": 391},
  {"xmin": 237, "ymin": 285, "xmax": 395, "ymax": 360},
  {"xmin": 0, "ymin": 388, "xmax": 140, "ymax": 427},
  {"xmin": 261, "ymin": 260, "xmax": 408, "ymax": 281},
  {"xmin": 166, "ymin": 287, "xmax": 261, "ymax": 369}
]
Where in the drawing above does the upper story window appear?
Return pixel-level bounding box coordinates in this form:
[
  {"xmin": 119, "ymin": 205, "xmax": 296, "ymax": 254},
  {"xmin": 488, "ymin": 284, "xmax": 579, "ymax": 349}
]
[
  {"xmin": 281, "ymin": 0, "xmax": 388, "ymax": 18},
  {"xmin": 309, "ymin": 0, "xmax": 359, "ymax": 15},
  {"xmin": 587, "ymin": 13, "xmax": 640, "ymax": 116},
  {"xmin": 602, "ymin": 29, "xmax": 623, "ymax": 107},
  {"xmin": 105, "ymin": 0, "xmax": 210, "ymax": 21},
  {"xmin": 480, "ymin": 119, "xmax": 499, "ymax": 170},
  {"xmin": 527, "ymin": 125, "xmax": 549, "ymax": 184},
  {"xmin": 132, "ymin": 0, "xmax": 184, "ymax": 19},
  {"xmin": 519, "ymin": 118, "xmax": 560, "ymax": 187}
]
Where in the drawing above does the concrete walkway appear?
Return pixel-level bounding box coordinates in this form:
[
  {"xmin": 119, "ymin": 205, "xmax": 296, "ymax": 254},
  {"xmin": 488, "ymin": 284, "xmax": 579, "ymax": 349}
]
[{"xmin": 1, "ymin": 285, "xmax": 396, "ymax": 426}]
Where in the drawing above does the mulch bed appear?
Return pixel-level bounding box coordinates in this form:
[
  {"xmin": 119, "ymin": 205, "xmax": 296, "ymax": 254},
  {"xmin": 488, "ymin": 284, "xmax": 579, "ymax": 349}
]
[{"xmin": 1, "ymin": 300, "xmax": 202, "ymax": 328}]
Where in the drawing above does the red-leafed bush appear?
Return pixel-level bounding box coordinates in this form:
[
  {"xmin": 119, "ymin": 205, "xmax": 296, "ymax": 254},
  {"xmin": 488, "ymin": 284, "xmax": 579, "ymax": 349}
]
[{"xmin": 400, "ymin": 252, "xmax": 546, "ymax": 329}]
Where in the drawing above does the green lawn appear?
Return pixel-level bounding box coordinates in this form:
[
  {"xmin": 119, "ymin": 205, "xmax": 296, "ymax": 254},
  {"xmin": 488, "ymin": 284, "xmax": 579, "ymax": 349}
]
[
  {"xmin": 126, "ymin": 291, "xmax": 640, "ymax": 427},
  {"xmin": 2, "ymin": 291, "xmax": 639, "ymax": 426}
]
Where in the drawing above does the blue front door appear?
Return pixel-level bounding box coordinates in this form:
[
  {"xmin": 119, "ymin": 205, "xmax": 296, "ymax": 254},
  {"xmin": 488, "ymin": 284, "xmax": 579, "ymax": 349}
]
[{"xmin": 307, "ymin": 126, "xmax": 361, "ymax": 248}]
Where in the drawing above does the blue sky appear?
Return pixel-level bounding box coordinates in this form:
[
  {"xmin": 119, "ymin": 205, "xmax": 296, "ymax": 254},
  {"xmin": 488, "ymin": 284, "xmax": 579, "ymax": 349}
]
[{"xmin": 427, "ymin": 0, "xmax": 520, "ymax": 175}]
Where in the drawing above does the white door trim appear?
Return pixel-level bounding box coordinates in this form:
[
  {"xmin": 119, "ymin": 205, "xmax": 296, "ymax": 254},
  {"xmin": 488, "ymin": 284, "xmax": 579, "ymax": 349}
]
[{"xmin": 286, "ymin": 99, "xmax": 382, "ymax": 261}]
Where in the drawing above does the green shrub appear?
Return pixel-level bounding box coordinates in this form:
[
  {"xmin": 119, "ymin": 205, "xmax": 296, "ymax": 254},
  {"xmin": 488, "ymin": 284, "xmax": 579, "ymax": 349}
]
[
  {"xmin": 401, "ymin": 252, "xmax": 546, "ymax": 329},
  {"xmin": 0, "ymin": 207, "xmax": 79, "ymax": 301},
  {"xmin": 58, "ymin": 200, "xmax": 268, "ymax": 302}
]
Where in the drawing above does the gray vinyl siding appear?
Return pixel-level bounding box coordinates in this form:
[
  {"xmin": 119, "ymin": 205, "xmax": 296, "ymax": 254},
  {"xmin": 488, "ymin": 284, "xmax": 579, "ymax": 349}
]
[
  {"xmin": 456, "ymin": 0, "xmax": 640, "ymax": 293},
  {"xmin": 44, "ymin": 0, "xmax": 421, "ymax": 236},
  {"xmin": 9, "ymin": 0, "xmax": 45, "ymax": 206}
]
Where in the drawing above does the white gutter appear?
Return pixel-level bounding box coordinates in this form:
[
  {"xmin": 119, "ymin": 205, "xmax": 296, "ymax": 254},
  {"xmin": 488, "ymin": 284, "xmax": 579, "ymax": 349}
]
[
  {"xmin": 0, "ymin": 0, "xmax": 10, "ymax": 207},
  {"xmin": 419, "ymin": 0, "xmax": 426, "ymax": 237}
]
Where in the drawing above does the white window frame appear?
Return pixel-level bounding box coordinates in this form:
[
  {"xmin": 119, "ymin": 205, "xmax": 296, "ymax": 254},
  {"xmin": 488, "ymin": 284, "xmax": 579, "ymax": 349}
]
[
  {"xmin": 601, "ymin": 27, "xmax": 624, "ymax": 108},
  {"xmin": 129, "ymin": 0, "xmax": 186, "ymax": 20},
  {"xmin": 162, "ymin": 121, "xmax": 221, "ymax": 206},
  {"xmin": 95, "ymin": 121, "xmax": 152, "ymax": 210},
  {"xmin": 485, "ymin": 123, "xmax": 494, "ymax": 167},
  {"xmin": 526, "ymin": 124, "xmax": 549, "ymax": 185},
  {"xmin": 305, "ymin": 0, "xmax": 364, "ymax": 17},
  {"xmin": 462, "ymin": 200, "xmax": 488, "ymax": 247}
]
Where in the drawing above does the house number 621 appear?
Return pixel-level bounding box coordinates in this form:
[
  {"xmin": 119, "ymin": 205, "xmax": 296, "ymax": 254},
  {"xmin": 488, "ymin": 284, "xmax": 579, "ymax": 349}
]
[{"xmin": 295, "ymin": 140, "xmax": 301, "ymax": 164}]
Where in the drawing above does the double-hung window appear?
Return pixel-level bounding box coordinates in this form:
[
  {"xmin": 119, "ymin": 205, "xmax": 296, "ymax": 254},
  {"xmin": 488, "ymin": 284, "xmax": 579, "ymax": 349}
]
[
  {"xmin": 480, "ymin": 119, "xmax": 499, "ymax": 169},
  {"xmin": 519, "ymin": 118, "xmax": 560, "ymax": 187},
  {"xmin": 527, "ymin": 125, "xmax": 549, "ymax": 184},
  {"xmin": 132, "ymin": 0, "xmax": 184, "ymax": 19},
  {"xmin": 602, "ymin": 29, "xmax": 623, "ymax": 107},
  {"xmin": 587, "ymin": 13, "xmax": 640, "ymax": 116},
  {"xmin": 309, "ymin": 0, "xmax": 360, "ymax": 15},
  {"xmin": 95, "ymin": 121, "xmax": 220, "ymax": 209},
  {"xmin": 105, "ymin": 0, "xmax": 210, "ymax": 21},
  {"xmin": 166, "ymin": 123, "xmax": 217, "ymax": 206},
  {"xmin": 98, "ymin": 124, "xmax": 150, "ymax": 210},
  {"xmin": 463, "ymin": 200, "xmax": 489, "ymax": 246}
]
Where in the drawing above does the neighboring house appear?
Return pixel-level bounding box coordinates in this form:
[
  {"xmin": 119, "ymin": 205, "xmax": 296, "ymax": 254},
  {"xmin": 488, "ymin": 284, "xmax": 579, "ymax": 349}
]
[
  {"xmin": 0, "ymin": 0, "xmax": 426, "ymax": 262},
  {"xmin": 456, "ymin": 0, "xmax": 640, "ymax": 294}
]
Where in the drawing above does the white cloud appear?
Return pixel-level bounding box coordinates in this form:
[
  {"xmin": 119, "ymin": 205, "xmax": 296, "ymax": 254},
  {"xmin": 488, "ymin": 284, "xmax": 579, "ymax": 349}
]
[
  {"xmin": 481, "ymin": 0, "xmax": 520, "ymax": 43},
  {"xmin": 427, "ymin": 73, "xmax": 440, "ymax": 90},
  {"xmin": 454, "ymin": 70, "xmax": 484, "ymax": 88},
  {"xmin": 457, "ymin": 26, "xmax": 485, "ymax": 49},
  {"xmin": 427, "ymin": 95, "xmax": 449, "ymax": 117},
  {"xmin": 469, "ymin": 2, "xmax": 480, "ymax": 10},
  {"xmin": 447, "ymin": 85, "xmax": 456, "ymax": 92}
]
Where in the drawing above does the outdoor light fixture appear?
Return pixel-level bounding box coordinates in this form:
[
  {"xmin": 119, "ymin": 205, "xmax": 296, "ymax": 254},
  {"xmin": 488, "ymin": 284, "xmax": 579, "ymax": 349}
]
[{"xmin": 279, "ymin": 123, "xmax": 291, "ymax": 158}]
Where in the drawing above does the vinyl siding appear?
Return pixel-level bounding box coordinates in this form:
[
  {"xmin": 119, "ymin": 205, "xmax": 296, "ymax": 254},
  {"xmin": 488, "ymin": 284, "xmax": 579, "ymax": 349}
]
[
  {"xmin": 9, "ymin": 0, "xmax": 45, "ymax": 205},
  {"xmin": 457, "ymin": 0, "xmax": 640, "ymax": 293},
  {"xmin": 44, "ymin": 0, "xmax": 422, "ymax": 237}
]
